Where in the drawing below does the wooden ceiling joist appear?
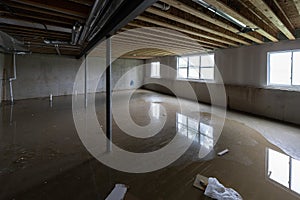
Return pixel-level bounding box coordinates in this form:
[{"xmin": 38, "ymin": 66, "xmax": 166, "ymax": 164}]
[
  {"xmin": 293, "ymin": 0, "xmax": 300, "ymax": 15},
  {"xmin": 127, "ymin": 22, "xmax": 220, "ymax": 49},
  {"xmin": 245, "ymin": 0, "xmax": 295, "ymax": 40},
  {"xmin": 112, "ymin": 36, "xmax": 206, "ymax": 52},
  {"xmin": 121, "ymin": 27, "xmax": 213, "ymax": 49},
  {"xmin": 203, "ymin": 0, "xmax": 278, "ymax": 42},
  {"xmin": 8, "ymin": 0, "xmax": 89, "ymax": 18},
  {"xmin": 1, "ymin": 1, "xmax": 84, "ymax": 21},
  {"xmin": 136, "ymin": 16, "xmax": 230, "ymax": 48},
  {"xmin": 146, "ymin": 7, "xmax": 251, "ymax": 45},
  {"xmin": 159, "ymin": 0, "xmax": 263, "ymax": 44}
]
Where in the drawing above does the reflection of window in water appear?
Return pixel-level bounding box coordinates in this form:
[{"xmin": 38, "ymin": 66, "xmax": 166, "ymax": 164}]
[
  {"xmin": 267, "ymin": 148, "xmax": 300, "ymax": 195},
  {"xmin": 150, "ymin": 103, "xmax": 160, "ymax": 119},
  {"xmin": 176, "ymin": 113, "xmax": 213, "ymax": 149}
]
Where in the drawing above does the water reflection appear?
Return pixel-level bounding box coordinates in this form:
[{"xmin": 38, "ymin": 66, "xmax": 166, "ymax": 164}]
[
  {"xmin": 150, "ymin": 103, "xmax": 160, "ymax": 120},
  {"xmin": 267, "ymin": 148, "xmax": 300, "ymax": 195},
  {"xmin": 176, "ymin": 113, "xmax": 213, "ymax": 150}
]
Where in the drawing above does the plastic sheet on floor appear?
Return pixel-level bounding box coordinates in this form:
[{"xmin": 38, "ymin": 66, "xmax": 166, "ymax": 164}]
[{"xmin": 204, "ymin": 178, "xmax": 243, "ymax": 200}]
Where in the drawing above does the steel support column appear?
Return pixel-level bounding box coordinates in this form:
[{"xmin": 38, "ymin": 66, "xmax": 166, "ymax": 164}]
[{"xmin": 106, "ymin": 36, "xmax": 112, "ymax": 150}]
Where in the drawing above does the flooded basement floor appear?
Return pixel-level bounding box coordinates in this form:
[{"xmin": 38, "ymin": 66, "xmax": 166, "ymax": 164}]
[{"xmin": 1, "ymin": 89, "xmax": 300, "ymax": 200}]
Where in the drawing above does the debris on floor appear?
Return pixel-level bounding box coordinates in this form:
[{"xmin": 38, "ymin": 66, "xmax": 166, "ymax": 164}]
[
  {"xmin": 105, "ymin": 184, "xmax": 128, "ymax": 200},
  {"xmin": 205, "ymin": 178, "xmax": 242, "ymax": 200},
  {"xmin": 217, "ymin": 148, "xmax": 229, "ymax": 156},
  {"xmin": 193, "ymin": 174, "xmax": 208, "ymax": 191},
  {"xmin": 194, "ymin": 174, "xmax": 242, "ymax": 200}
]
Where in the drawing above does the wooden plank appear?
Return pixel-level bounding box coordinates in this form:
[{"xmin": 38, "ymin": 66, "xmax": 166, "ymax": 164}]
[
  {"xmin": 204, "ymin": 0, "xmax": 278, "ymax": 42},
  {"xmin": 160, "ymin": 0, "xmax": 263, "ymax": 44},
  {"xmin": 112, "ymin": 36, "xmax": 205, "ymax": 52},
  {"xmin": 127, "ymin": 22, "xmax": 220, "ymax": 49},
  {"xmin": 1, "ymin": 0, "xmax": 83, "ymax": 20},
  {"xmin": 246, "ymin": 0, "xmax": 295, "ymax": 40},
  {"xmin": 9, "ymin": 0, "xmax": 89, "ymax": 18},
  {"xmin": 146, "ymin": 7, "xmax": 250, "ymax": 45},
  {"xmin": 121, "ymin": 27, "xmax": 216, "ymax": 49},
  {"xmin": 292, "ymin": 0, "xmax": 300, "ymax": 15},
  {"xmin": 136, "ymin": 16, "xmax": 229, "ymax": 48}
]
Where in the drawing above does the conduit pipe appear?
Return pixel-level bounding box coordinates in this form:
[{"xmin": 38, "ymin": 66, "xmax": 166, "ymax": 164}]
[
  {"xmin": 9, "ymin": 54, "xmax": 16, "ymax": 104},
  {"xmin": 78, "ymin": 0, "xmax": 109, "ymax": 45}
]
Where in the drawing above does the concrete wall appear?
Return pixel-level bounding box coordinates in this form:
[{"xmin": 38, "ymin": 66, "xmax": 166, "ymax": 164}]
[
  {"xmin": 144, "ymin": 39, "xmax": 300, "ymax": 125},
  {"xmin": 3, "ymin": 53, "xmax": 144, "ymax": 100},
  {"xmin": 0, "ymin": 53, "xmax": 4, "ymax": 105}
]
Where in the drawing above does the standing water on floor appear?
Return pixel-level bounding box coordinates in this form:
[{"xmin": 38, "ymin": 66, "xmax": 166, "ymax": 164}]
[{"xmin": 0, "ymin": 90, "xmax": 300, "ymax": 199}]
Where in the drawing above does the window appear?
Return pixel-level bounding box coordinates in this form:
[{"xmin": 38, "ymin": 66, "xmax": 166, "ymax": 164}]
[
  {"xmin": 267, "ymin": 148, "xmax": 300, "ymax": 195},
  {"xmin": 177, "ymin": 54, "xmax": 215, "ymax": 80},
  {"xmin": 151, "ymin": 62, "xmax": 160, "ymax": 77},
  {"xmin": 268, "ymin": 50, "xmax": 300, "ymax": 86}
]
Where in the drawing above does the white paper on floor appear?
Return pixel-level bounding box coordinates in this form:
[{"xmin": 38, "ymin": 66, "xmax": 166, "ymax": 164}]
[
  {"xmin": 105, "ymin": 184, "xmax": 128, "ymax": 200},
  {"xmin": 204, "ymin": 178, "xmax": 243, "ymax": 200}
]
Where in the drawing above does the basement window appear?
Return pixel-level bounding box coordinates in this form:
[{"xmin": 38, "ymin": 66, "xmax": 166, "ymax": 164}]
[
  {"xmin": 151, "ymin": 62, "xmax": 160, "ymax": 78},
  {"xmin": 268, "ymin": 50, "xmax": 300, "ymax": 86},
  {"xmin": 177, "ymin": 54, "xmax": 215, "ymax": 80}
]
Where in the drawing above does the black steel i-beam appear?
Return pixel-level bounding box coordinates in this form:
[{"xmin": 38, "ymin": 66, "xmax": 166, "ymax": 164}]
[{"xmin": 106, "ymin": 36, "xmax": 112, "ymax": 147}]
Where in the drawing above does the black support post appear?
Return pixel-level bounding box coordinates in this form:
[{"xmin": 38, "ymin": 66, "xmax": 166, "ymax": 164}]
[{"xmin": 106, "ymin": 36, "xmax": 112, "ymax": 149}]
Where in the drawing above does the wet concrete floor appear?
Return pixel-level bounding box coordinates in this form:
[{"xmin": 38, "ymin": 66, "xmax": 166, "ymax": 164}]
[{"xmin": 1, "ymin": 89, "xmax": 300, "ymax": 200}]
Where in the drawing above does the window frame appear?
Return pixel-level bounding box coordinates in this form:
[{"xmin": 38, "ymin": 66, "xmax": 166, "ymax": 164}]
[
  {"xmin": 267, "ymin": 49, "xmax": 300, "ymax": 87},
  {"xmin": 177, "ymin": 53, "xmax": 215, "ymax": 81}
]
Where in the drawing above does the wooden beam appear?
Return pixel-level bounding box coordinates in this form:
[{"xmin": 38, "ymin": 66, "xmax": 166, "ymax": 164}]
[
  {"xmin": 121, "ymin": 27, "xmax": 213, "ymax": 49},
  {"xmin": 1, "ymin": 0, "xmax": 83, "ymax": 20},
  {"xmin": 204, "ymin": 0, "xmax": 278, "ymax": 42},
  {"xmin": 245, "ymin": 0, "xmax": 295, "ymax": 40},
  {"xmin": 146, "ymin": 7, "xmax": 250, "ymax": 45},
  {"xmin": 293, "ymin": 0, "xmax": 300, "ymax": 15},
  {"xmin": 136, "ymin": 16, "xmax": 229, "ymax": 48},
  {"xmin": 128, "ymin": 22, "xmax": 220, "ymax": 49},
  {"xmin": 113, "ymin": 36, "xmax": 205, "ymax": 52},
  {"xmin": 160, "ymin": 0, "xmax": 263, "ymax": 44},
  {"xmin": 8, "ymin": 0, "xmax": 89, "ymax": 18}
]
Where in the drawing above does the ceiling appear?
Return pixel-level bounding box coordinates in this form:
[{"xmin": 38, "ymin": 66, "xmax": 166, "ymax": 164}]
[
  {"xmin": 1, "ymin": 0, "xmax": 300, "ymax": 59},
  {"xmin": 0, "ymin": 0, "xmax": 156, "ymax": 57}
]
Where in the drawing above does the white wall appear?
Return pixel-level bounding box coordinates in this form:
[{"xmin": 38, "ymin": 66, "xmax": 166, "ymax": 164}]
[
  {"xmin": 144, "ymin": 39, "xmax": 300, "ymax": 125},
  {"xmin": 3, "ymin": 53, "xmax": 144, "ymax": 100}
]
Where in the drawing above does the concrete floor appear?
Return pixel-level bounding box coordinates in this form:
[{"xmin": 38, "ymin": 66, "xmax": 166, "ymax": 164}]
[{"xmin": 1, "ymin": 89, "xmax": 300, "ymax": 200}]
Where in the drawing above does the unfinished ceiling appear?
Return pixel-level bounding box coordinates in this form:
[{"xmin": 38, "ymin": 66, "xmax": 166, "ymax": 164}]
[
  {"xmin": 1, "ymin": 0, "xmax": 300, "ymax": 58},
  {"xmin": 0, "ymin": 0, "xmax": 156, "ymax": 57}
]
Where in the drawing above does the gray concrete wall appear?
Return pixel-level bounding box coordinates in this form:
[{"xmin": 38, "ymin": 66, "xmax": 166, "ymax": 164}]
[
  {"xmin": 3, "ymin": 53, "xmax": 144, "ymax": 100},
  {"xmin": 144, "ymin": 39, "xmax": 300, "ymax": 125},
  {"xmin": 0, "ymin": 53, "xmax": 4, "ymax": 105}
]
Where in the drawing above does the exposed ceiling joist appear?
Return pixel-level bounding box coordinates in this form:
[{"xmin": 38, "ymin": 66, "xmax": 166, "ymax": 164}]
[
  {"xmin": 292, "ymin": 0, "xmax": 300, "ymax": 15},
  {"xmin": 159, "ymin": 0, "xmax": 263, "ymax": 44},
  {"xmin": 8, "ymin": 0, "xmax": 89, "ymax": 18},
  {"xmin": 121, "ymin": 27, "xmax": 213, "ymax": 49},
  {"xmin": 1, "ymin": 1, "xmax": 83, "ymax": 21},
  {"xmin": 128, "ymin": 22, "xmax": 220, "ymax": 49},
  {"xmin": 246, "ymin": 0, "xmax": 295, "ymax": 40},
  {"xmin": 0, "ymin": 18, "xmax": 72, "ymax": 33},
  {"xmin": 203, "ymin": 0, "xmax": 278, "ymax": 42},
  {"xmin": 146, "ymin": 7, "xmax": 251, "ymax": 45},
  {"xmin": 136, "ymin": 16, "xmax": 231, "ymax": 48},
  {"xmin": 117, "ymin": 30, "xmax": 207, "ymax": 51}
]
